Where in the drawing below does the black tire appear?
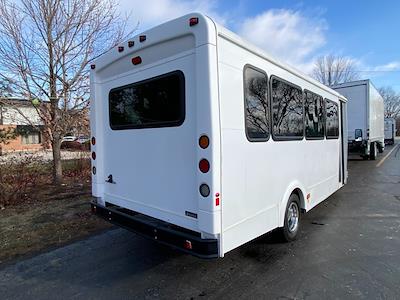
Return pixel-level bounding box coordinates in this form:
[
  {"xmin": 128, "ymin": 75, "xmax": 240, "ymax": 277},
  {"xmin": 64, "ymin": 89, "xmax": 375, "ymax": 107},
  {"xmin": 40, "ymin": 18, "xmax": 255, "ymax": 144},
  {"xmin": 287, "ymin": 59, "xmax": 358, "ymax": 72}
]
[
  {"xmin": 377, "ymin": 143, "xmax": 384, "ymax": 153},
  {"xmin": 280, "ymin": 193, "xmax": 301, "ymax": 242},
  {"xmin": 370, "ymin": 142, "xmax": 377, "ymax": 160}
]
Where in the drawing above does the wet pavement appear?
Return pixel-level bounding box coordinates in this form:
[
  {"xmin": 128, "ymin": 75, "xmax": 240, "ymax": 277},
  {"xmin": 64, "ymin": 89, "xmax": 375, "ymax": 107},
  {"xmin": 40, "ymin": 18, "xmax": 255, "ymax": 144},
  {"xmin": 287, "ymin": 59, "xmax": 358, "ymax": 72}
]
[{"xmin": 1, "ymin": 143, "xmax": 400, "ymax": 299}]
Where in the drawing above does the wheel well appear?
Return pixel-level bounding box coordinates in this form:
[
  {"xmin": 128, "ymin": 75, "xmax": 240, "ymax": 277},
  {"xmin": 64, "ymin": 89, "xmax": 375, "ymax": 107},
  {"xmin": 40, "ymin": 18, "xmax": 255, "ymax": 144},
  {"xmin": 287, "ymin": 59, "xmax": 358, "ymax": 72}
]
[{"xmin": 292, "ymin": 188, "xmax": 305, "ymax": 212}]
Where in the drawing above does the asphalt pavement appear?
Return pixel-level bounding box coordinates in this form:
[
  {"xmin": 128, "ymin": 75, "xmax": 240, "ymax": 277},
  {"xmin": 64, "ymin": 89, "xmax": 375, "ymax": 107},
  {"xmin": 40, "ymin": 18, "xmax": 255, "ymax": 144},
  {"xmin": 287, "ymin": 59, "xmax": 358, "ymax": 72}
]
[{"xmin": 1, "ymin": 143, "xmax": 400, "ymax": 300}]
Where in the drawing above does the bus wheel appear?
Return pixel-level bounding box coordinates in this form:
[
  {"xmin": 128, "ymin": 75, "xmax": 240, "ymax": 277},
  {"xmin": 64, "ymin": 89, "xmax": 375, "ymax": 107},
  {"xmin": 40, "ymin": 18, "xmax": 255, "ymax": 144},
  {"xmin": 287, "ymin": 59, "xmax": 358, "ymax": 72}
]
[
  {"xmin": 281, "ymin": 194, "xmax": 301, "ymax": 242},
  {"xmin": 370, "ymin": 142, "xmax": 377, "ymax": 160}
]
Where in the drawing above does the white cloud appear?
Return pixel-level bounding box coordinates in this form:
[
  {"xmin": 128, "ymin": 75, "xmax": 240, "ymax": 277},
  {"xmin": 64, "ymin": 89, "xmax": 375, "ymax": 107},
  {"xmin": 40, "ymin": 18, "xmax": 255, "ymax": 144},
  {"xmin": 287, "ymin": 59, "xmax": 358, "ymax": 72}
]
[
  {"xmin": 119, "ymin": 2, "xmax": 328, "ymax": 74},
  {"xmin": 119, "ymin": 0, "xmax": 227, "ymax": 32},
  {"xmin": 373, "ymin": 61, "xmax": 400, "ymax": 71},
  {"xmin": 237, "ymin": 9, "xmax": 327, "ymax": 73}
]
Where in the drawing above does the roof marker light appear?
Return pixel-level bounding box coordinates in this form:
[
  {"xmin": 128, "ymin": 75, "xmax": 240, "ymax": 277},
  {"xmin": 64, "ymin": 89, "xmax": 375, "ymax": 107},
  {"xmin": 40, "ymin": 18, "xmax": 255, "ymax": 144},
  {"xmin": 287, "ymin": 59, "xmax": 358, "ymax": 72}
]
[
  {"xmin": 132, "ymin": 56, "xmax": 142, "ymax": 65},
  {"xmin": 118, "ymin": 46, "xmax": 124, "ymax": 52},
  {"xmin": 189, "ymin": 17, "xmax": 199, "ymax": 26},
  {"xmin": 139, "ymin": 35, "xmax": 146, "ymax": 42},
  {"xmin": 128, "ymin": 41, "xmax": 134, "ymax": 47}
]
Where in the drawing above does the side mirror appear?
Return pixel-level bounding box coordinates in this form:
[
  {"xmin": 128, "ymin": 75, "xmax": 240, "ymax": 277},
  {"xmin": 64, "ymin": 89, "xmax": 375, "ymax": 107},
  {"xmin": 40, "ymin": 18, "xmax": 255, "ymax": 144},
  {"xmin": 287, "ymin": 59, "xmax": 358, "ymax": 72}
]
[{"xmin": 355, "ymin": 129, "xmax": 362, "ymax": 141}]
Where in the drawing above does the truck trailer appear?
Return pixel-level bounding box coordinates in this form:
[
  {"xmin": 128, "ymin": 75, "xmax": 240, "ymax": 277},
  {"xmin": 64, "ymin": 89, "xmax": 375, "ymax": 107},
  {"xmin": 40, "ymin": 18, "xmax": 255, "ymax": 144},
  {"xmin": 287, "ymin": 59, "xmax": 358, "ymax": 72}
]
[
  {"xmin": 384, "ymin": 117, "xmax": 396, "ymax": 145},
  {"xmin": 89, "ymin": 13, "xmax": 348, "ymax": 258},
  {"xmin": 332, "ymin": 80, "xmax": 384, "ymax": 160}
]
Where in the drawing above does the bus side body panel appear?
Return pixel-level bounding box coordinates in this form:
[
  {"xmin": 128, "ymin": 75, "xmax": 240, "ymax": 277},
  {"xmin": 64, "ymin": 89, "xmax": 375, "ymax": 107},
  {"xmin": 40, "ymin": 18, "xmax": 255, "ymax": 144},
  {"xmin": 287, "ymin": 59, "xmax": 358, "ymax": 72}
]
[{"xmin": 217, "ymin": 34, "xmax": 342, "ymax": 255}]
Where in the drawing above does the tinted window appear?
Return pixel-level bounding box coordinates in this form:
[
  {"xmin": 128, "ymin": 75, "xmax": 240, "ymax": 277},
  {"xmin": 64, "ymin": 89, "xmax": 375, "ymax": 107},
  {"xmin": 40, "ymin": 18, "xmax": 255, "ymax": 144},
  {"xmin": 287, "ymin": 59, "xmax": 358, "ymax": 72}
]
[
  {"xmin": 325, "ymin": 99, "xmax": 339, "ymax": 138},
  {"xmin": 109, "ymin": 71, "xmax": 185, "ymax": 129},
  {"xmin": 271, "ymin": 77, "xmax": 304, "ymax": 139},
  {"xmin": 304, "ymin": 90, "xmax": 324, "ymax": 138},
  {"xmin": 244, "ymin": 67, "xmax": 269, "ymax": 140}
]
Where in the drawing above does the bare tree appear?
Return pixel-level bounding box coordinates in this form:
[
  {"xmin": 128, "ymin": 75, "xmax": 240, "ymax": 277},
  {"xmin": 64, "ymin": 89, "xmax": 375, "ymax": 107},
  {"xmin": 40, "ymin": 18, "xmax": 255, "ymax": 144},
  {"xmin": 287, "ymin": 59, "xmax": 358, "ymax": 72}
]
[
  {"xmin": 378, "ymin": 86, "xmax": 400, "ymax": 118},
  {"xmin": 0, "ymin": 79, "xmax": 12, "ymax": 97},
  {"xmin": 312, "ymin": 54, "xmax": 360, "ymax": 86},
  {"xmin": 0, "ymin": 0, "xmax": 133, "ymax": 183}
]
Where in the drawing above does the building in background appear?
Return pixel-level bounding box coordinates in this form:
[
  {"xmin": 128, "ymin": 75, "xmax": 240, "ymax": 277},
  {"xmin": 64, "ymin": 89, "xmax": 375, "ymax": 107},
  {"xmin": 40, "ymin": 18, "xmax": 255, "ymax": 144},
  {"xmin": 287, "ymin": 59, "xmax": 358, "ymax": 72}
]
[{"xmin": 0, "ymin": 98, "xmax": 47, "ymax": 154}]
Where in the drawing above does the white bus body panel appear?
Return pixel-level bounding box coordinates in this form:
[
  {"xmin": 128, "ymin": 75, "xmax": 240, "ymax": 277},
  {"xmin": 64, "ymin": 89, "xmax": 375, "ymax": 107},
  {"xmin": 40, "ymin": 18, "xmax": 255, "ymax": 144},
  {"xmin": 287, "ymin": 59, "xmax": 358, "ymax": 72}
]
[
  {"xmin": 91, "ymin": 14, "xmax": 222, "ymax": 239},
  {"xmin": 215, "ymin": 26, "xmax": 346, "ymax": 254}
]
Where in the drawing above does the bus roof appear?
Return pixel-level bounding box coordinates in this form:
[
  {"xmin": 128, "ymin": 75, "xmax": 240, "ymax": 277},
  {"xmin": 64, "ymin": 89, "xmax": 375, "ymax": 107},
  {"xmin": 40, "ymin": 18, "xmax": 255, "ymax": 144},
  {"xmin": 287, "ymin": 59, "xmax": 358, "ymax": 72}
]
[
  {"xmin": 92, "ymin": 12, "xmax": 347, "ymax": 102},
  {"xmin": 213, "ymin": 21, "xmax": 346, "ymax": 102}
]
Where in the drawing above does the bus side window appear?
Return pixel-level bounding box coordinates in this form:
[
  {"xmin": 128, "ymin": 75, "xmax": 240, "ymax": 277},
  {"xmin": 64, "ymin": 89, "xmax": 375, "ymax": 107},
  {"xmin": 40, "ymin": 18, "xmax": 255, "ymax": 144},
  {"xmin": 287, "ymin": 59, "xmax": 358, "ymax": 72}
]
[
  {"xmin": 325, "ymin": 99, "xmax": 339, "ymax": 139},
  {"xmin": 304, "ymin": 90, "xmax": 324, "ymax": 139},
  {"xmin": 270, "ymin": 77, "xmax": 304, "ymax": 140},
  {"xmin": 243, "ymin": 66, "xmax": 269, "ymax": 141}
]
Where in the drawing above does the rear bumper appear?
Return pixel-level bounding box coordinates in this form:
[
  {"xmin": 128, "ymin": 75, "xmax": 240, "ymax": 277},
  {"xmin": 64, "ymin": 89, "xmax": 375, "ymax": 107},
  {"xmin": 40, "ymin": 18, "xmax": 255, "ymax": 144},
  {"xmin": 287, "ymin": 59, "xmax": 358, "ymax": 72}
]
[
  {"xmin": 90, "ymin": 201, "xmax": 218, "ymax": 258},
  {"xmin": 348, "ymin": 140, "xmax": 366, "ymax": 154}
]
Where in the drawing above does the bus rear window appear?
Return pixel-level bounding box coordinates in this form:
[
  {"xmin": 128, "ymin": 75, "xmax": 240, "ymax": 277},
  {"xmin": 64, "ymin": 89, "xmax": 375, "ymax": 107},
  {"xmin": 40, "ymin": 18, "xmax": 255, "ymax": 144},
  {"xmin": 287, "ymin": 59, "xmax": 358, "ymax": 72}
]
[{"xmin": 109, "ymin": 70, "xmax": 185, "ymax": 130}]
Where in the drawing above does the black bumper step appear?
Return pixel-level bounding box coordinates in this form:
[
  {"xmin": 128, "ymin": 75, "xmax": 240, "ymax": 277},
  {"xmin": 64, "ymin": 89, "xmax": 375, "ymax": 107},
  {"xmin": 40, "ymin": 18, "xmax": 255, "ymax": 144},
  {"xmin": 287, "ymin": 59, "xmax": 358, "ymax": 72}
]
[{"xmin": 91, "ymin": 201, "xmax": 218, "ymax": 258}]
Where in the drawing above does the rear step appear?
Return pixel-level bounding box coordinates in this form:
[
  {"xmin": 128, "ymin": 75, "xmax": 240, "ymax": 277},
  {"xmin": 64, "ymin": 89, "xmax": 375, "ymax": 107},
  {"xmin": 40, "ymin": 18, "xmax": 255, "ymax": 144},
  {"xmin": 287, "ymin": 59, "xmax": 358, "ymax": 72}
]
[{"xmin": 91, "ymin": 201, "xmax": 218, "ymax": 258}]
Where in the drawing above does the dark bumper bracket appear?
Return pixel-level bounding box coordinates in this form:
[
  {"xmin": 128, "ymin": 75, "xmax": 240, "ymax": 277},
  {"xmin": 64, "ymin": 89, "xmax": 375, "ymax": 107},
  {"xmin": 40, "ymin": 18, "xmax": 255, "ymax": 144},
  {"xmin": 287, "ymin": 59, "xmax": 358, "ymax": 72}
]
[{"xmin": 90, "ymin": 201, "xmax": 218, "ymax": 259}]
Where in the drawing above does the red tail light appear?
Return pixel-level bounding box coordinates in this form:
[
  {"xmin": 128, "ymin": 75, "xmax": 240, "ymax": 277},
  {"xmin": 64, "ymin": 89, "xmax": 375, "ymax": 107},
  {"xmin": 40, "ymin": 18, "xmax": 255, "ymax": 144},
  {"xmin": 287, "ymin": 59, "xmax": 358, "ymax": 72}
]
[
  {"xmin": 184, "ymin": 240, "xmax": 192, "ymax": 250},
  {"xmin": 91, "ymin": 152, "xmax": 96, "ymax": 160},
  {"xmin": 189, "ymin": 17, "xmax": 199, "ymax": 26},
  {"xmin": 91, "ymin": 137, "xmax": 96, "ymax": 146},
  {"xmin": 132, "ymin": 56, "xmax": 142, "ymax": 65},
  {"xmin": 199, "ymin": 159, "xmax": 210, "ymax": 173}
]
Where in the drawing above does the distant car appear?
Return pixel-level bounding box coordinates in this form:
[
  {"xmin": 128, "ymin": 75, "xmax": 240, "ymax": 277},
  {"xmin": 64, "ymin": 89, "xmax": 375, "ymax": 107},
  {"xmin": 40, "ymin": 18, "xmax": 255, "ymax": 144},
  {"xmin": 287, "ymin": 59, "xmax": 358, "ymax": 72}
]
[
  {"xmin": 76, "ymin": 135, "xmax": 89, "ymax": 144},
  {"xmin": 62, "ymin": 135, "xmax": 77, "ymax": 142}
]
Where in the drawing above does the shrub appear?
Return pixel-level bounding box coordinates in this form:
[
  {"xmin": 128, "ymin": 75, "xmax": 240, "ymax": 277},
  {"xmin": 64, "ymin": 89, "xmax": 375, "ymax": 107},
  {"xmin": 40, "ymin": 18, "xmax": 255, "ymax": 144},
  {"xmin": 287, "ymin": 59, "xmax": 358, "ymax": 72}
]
[
  {"xmin": 0, "ymin": 154, "xmax": 49, "ymax": 207},
  {"xmin": 62, "ymin": 152, "xmax": 91, "ymax": 181}
]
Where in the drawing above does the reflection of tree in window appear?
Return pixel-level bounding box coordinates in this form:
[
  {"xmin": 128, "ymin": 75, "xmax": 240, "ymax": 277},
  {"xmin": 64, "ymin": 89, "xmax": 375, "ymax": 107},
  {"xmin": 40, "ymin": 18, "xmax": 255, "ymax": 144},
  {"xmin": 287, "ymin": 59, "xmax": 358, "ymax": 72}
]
[
  {"xmin": 271, "ymin": 78, "xmax": 303, "ymax": 137},
  {"xmin": 326, "ymin": 100, "xmax": 339, "ymax": 138},
  {"xmin": 305, "ymin": 91, "xmax": 324, "ymax": 138},
  {"xmin": 244, "ymin": 68, "xmax": 269, "ymax": 140}
]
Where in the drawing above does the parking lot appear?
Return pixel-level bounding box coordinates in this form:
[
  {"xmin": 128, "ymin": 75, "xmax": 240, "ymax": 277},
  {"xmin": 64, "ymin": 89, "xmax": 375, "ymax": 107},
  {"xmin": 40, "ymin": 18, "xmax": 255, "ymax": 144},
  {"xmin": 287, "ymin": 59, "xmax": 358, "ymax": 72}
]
[{"xmin": 1, "ymin": 142, "xmax": 399, "ymax": 300}]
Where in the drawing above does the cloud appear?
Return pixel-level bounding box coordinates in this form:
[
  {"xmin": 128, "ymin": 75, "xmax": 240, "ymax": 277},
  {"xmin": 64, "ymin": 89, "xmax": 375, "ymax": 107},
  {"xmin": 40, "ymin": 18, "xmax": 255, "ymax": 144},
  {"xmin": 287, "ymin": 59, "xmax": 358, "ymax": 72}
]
[
  {"xmin": 373, "ymin": 61, "xmax": 400, "ymax": 71},
  {"xmin": 118, "ymin": 2, "xmax": 328, "ymax": 74},
  {"xmin": 237, "ymin": 9, "xmax": 328, "ymax": 74},
  {"xmin": 118, "ymin": 0, "xmax": 227, "ymax": 31}
]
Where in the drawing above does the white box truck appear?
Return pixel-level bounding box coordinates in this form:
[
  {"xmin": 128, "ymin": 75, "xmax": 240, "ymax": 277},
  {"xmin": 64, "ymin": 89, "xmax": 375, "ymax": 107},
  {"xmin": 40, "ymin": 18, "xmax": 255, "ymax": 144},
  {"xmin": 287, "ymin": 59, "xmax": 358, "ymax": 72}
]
[
  {"xmin": 90, "ymin": 13, "xmax": 348, "ymax": 258},
  {"xmin": 384, "ymin": 117, "xmax": 396, "ymax": 145},
  {"xmin": 332, "ymin": 80, "xmax": 384, "ymax": 160}
]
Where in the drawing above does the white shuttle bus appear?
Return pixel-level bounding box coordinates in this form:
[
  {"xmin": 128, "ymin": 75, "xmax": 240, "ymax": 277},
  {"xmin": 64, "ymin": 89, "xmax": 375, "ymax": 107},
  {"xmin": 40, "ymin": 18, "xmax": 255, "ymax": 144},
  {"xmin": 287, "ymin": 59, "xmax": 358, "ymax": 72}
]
[{"xmin": 90, "ymin": 13, "xmax": 348, "ymax": 258}]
